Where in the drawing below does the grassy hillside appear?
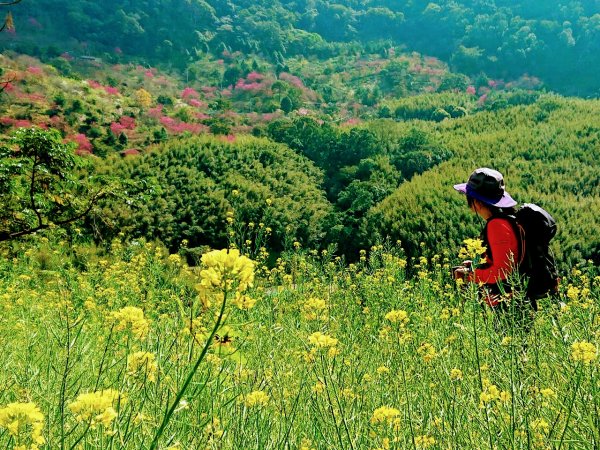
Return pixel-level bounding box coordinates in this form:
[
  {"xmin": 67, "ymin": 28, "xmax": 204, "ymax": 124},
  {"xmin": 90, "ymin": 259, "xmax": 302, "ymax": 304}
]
[
  {"xmin": 0, "ymin": 51, "xmax": 476, "ymax": 156},
  {"xmin": 1, "ymin": 62, "xmax": 598, "ymax": 265}
]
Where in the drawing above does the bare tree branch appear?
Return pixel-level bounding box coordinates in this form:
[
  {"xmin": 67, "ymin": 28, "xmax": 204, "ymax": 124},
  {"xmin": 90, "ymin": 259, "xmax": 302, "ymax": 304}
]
[
  {"xmin": 0, "ymin": 1, "xmax": 23, "ymax": 6},
  {"xmin": 0, "ymin": 189, "xmax": 108, "ymax": 242},
  {"xmin": 0, "ymin": 76, "xmax": 15, "ymax": 94}
]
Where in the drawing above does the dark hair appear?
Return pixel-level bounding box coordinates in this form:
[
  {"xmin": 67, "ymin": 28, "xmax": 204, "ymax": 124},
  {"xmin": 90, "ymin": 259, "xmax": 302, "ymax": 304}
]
[
  {"xmin": 467, "ymin": 195, "xmax": 475, "ymax": 208},
  {"xmin": 467, "ymin": 195, "xmax": 516, "ymax": 216}
]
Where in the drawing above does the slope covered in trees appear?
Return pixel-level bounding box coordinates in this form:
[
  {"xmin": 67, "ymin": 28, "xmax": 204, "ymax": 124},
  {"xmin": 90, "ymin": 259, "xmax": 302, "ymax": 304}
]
[
  {"xmin": 98, "ymin": 135, "xmax": 333, "ymax": 255},
  {"xmin": 0, "ymin": 2, "xmax": 598, "ymax": 267},
  {"xmin": 3, "ymin": 0, "xmax": 600, "ymax": 96},
  {"xmin": 74, "ymin": 94, "xmax": 600, "ymax": 267},
  {"xmin": 369, "ymin": 95, "xmax": 600, "ymax": 266}
]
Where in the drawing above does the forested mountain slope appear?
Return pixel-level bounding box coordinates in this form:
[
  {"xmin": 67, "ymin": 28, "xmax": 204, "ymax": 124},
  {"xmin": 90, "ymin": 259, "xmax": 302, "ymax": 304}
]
[
  {"xmin": 98, "ymin": 135, "xmax": 333, "ymax": 253},
  {"xmin": 3, "ymin": 0, "xmax": 600, "ymax": 95},
  {"xmin": 370, "ymin": 96, "xmax": 600, "ymax": 265}
]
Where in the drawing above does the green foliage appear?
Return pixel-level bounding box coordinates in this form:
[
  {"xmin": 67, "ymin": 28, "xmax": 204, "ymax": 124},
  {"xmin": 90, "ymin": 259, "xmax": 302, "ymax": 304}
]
[
  {"xmin": 0, "ymin": 127, "xmax": 117, "ymax": 241},
  {"xmin": 369, "ymin": 96, "xmax": 600, "ymax": 266},
  {"xmin": 102, "ymin": 135, "xmax": 333, "ymax": 251},
  {"xmin": 384, "ymin": 93, "xmax": 476, "ymax": 122},
  {"xmin": 7, "ymin": 0, "xmax": 600, "ymax": 95},
  {"xmin": 265, "ymin": 117, "xmax": 453, "ymax": 255}
]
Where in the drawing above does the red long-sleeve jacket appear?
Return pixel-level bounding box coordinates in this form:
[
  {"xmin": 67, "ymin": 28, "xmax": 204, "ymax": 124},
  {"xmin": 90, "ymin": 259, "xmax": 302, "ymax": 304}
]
[{"xmin": 470, "ymin": 217, "xmax": 520, "ymax": 286}]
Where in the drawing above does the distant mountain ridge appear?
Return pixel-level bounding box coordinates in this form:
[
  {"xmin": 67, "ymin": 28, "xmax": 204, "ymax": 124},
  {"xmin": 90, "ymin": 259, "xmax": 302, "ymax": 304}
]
[{"xmin": 2, "ymin": 0, "xmax": 600, "ymax": 96}]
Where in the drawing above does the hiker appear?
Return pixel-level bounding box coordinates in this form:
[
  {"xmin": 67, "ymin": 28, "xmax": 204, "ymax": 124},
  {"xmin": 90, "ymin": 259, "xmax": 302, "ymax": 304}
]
[{"xmin": 451, "ymin": 167, "xmax": 526, "ymax": 311}]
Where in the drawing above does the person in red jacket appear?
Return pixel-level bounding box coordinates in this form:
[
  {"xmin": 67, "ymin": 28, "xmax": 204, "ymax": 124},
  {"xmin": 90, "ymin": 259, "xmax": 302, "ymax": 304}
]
[{"xmin": 452, "ymin": 168, "xmax": 525, "ymax": 309}]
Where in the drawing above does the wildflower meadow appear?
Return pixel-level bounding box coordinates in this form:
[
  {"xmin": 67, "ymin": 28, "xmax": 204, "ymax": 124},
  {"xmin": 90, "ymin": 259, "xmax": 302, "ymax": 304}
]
[{"xmin": 0, "ymin": 232, "xmax": 598, "ymax": 450}]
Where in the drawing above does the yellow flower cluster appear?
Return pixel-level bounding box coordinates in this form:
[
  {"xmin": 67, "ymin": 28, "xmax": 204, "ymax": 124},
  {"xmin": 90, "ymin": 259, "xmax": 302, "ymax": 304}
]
[
  {"xmin": 232, "ymin": 292, "xmax": 256, "ymax": 310},
  {"xmin": 68, "ymin": 389, "xmax": 123, "ymax": 428},
  {"xmin": 313, "ymin": 381, "xmax": 325, "ymax": 394},
  {"xmin": 566, "ymin": 285, "xmax": 580, "ymax": 301},
  {"xmin": 200, "ymin": 249, "xmax": 255, "ymax": 292},
  {"xmin": 302, "ymin": 297, "xmax": 327, "ymax": 321},
  {"xmin": 571, "ymin": 341, "xmax": 597, "ymax": 364},
  {"xmin": 0, "ymin": 402, "xmax": 45, "ymax": 449},
  {"xmin": 540, "ymin": 388, "xmax": 557, "ymax": 399},
  {"xmin": 459, "ymin": 238, "xmax": 487, "ymax": 262},
  {"xmin": 376, "ymin": 366, "xmax": 390, "ymax": 375},
  {"xmin": 370, "ymin": 406, "xmax": 400, "ymax": 425},
  {"xmin": 110, "ymin": 306, "xmax": 149, "ymax": 338},
  {"xmin": 127, "ymin": 351, "xmax": 158, "ymax": 382},
  {"xmin": 417, "ymin": 343, "xmax": 437, "ymax": 363},
  {"xmin": 384, "ymin": 309, "xmax": 409, "ymax": 326},
  {"xmin": 243, "ymin": 390, "xmax": 269, "ymax": 408},
  {"xmin": 449, "ymin": 368, "xmax": 463, "ymax": 381},
  {"xmin": 415, "ymin": 435, "xmax": 436, "ymax": 448},
  {"xmin": 308, "ymin": 332, "xmax": 339, "ymax": 348},
  {"xmin": 531, "ymin": 418, "xmax": 550, "ymax": 433},
  {"xmin": 479, "ymin": 379, "xmax": 511, "ymax": 408}
]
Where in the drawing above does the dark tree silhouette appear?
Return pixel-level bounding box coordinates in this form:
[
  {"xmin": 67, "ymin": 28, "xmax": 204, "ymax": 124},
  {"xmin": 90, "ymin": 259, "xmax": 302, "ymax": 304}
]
[{"xmin": 0, "ymin": 0, "xmax": 22, "ymax": 32}]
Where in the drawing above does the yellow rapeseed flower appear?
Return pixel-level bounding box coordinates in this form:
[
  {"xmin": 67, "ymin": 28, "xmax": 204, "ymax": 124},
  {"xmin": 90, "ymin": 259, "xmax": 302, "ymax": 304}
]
[
  {"xmin": 417, "ymin": 343, "xmax": 437, "ymax": 363},
  {"xmin": 308, "ymin": 332, "xmax": 339, "ymax": 348},
  {"xmin": 540, "ymin": 388, "xmax": 557, "ymax": 399},
  {"xmin": 449, "ymin": 368, "xmax": 463, "ymax": 381},
  {"xmin": 566, "ymin": 285, "xmax": 580, "ymax": 301},
  {"xmin": 243, "ymin": 390, "xmax": 269, "ymax": 408},
  {"xmin": 127, "ymin": 351, "xmax": 158, "ymax": 382},
  {"xmin": 200, "ymin": 249, "xmax": 255, "ymax": 292},
  {"xmin": 371, "ymin": 406, "xmax": 400, "ymax": 425},
  {"xmin": 68, "ymin": 389, "xmax": 123, "ymax": 428},
  {"xmin": 313, "ymin": 381, "xmax": 325, "ymax": 394},
  {"xmin": 499, "ymin": 391, "xmax": 511, "ymax": 403},
  {"xmin": 376, "ymin": 366, "xmax": 390, "ymax": 375},
  {"xmin": 166, "ymin": 443, "xmax": 181, "ymax": 450},
  {"xmin": 302, "ymin": 297, "xmax": 327, "ymax": 320},
  {"xmin": 384, "ymin": 309, "xmax": 409, "ymax": 326},
  {"xmin": 531, "ymin": 418, "xmax": 550, "ymax": 433},
  {"xmin": 479, "ymin": 380, "xmax": 501, "ymax": 408},
  {"xmin": 327, "ymin": 347, "xmax": 340, "ymax": 358},
  {"xmin": 110, "ymin": 306, "xmax": 149, "ymax": 339},
  {"xmin": 459, "ymin": 238, "xmax": 487, "ymax": 262},
  {"xmin": 0, "ymin": 402, "xmax": 45, "ymax": 448},
  {"xmin": 415, "ymin": 435, "xmax": 436, "ymax": 448},
  {"xmin": 571, "ymin": 341, "xmax": 597, "ymax": 364},
  {"xmin": 232, "ymin": 292, "xmax": 256, "ymax": 310}
]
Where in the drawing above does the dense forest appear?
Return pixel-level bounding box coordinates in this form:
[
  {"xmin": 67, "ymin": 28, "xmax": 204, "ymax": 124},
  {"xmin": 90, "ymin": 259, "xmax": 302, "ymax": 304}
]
[
  {"xmin": 4, "ymin": 67, "xmax": 596, "ymax": 265},
  {"xmin": 3, "ymin": 0, "xmax": 600, "ymax": 95}
]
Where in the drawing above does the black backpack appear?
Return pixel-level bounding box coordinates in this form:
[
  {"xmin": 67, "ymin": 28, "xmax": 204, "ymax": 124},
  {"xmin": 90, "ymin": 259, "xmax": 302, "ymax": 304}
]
[{"xmin": 514, "ymin": 204, "xmax": 559, "ymax": 299}]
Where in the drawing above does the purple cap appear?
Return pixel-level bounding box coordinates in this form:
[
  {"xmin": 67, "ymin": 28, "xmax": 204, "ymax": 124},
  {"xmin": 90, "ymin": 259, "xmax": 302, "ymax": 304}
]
[{"xmin": 453, "ymin": 168, "xmax": 517, "ymax": 208}]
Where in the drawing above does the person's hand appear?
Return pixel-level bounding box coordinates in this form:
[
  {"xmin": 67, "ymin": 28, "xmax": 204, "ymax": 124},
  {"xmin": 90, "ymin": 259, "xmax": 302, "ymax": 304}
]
[{"xmin": 452, "ymin": 266, "xmax": 470, "ymax": 280}]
